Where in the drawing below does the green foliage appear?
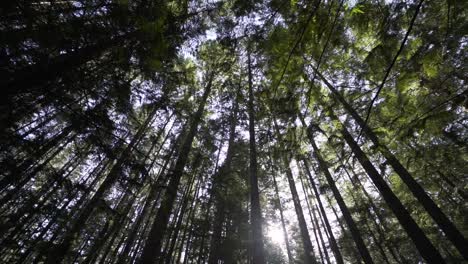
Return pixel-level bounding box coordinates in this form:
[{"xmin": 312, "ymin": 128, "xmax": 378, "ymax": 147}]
[{"xmin": 1, "ymin": 0, "xmax": 466, "ymax": 263}]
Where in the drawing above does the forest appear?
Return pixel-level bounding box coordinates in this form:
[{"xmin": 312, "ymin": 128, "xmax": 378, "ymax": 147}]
[{"xmin": 0, "ymin": 0, "xmax": 467, "ymax": 263}]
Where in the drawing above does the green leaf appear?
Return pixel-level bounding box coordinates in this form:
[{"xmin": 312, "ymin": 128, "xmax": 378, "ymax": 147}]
[{"xmin": 351, "ymin": 4, "xmax": 365, "ymax": 15}]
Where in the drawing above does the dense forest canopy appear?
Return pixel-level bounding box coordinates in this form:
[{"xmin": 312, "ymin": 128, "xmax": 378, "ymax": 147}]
[{"xmin": 0, "ymin": 0, "xmax": 467, "ymax": 263}]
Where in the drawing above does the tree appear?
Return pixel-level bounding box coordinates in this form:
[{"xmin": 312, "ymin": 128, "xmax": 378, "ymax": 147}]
[{"xmin": 1, "ymin": 0, "xmax": 465, "ymax": 263}]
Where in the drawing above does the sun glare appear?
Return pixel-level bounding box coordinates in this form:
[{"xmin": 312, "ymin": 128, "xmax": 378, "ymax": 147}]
[{"xmin": 267, "ymin": 224, "xmax": 284, "ymax": 245}]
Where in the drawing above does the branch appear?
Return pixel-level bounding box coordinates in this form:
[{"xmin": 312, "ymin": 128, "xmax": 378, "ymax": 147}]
[{"xmin": 357, "ymin": 0, "xmax": 424, "ymax": 142}]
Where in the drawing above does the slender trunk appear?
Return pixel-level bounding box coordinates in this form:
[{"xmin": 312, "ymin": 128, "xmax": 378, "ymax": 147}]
[
  {"xmin": 247, "ymin": 50, "xmax": 266, "ymax": 264},
  {"xmin": 196, "ymin": 202, "xmax": 211, "ymax": 264},
  {"xmin": 164, "ymin": 169, "xmax": 199, "ymax": 263},
  {"xmin": 196, "ymin": 157, "xmax": 223, "ymax": 264},
  {"xmin": 0, "ymin": 125, "xmax": 73, "ymax": 192},
  {"xmin": 0, "ymin": 152, "xmax": 82, "ymax": 241},
  {"xmin": 299, "ymin": 171, "xmax": 331, "ymax": 264},
  {"xmin": 335, "ymin": 116, "xmax": 445, "ymax": 263},
  {"xmin": 316, "ymin": 69, "xmax": 468, "ymax": 259},
  {"xmin": 139, "ymin": 74, "xmax": 213, "ymax": 264},
  {"xmin": 299, "ymin": 115, "xmax": 374, "ymax": 264},
  {"xmin": 118, "ymin": 137, "xmax": 176, "ymax": 263},
  {"xmin": 300, "ymin": 158, "xmax": 344, "ymax": 264},
  {"xmin": 339, "ymin": 168, "xmax": 392, "ymax": 264},
  {"xmin": 182, "ymin": 186, "xmax": 203, "ymax": 264},
  {"xmin": 366, "ymin": 222, "xmax": 391, "ymax": 264},
  {"xmin": 45, "ymin": 106, "xmax": 158, "ymax": 263},
  {"xmin": 342, "ymin": 165, "xmax": 405, "ymax": 264},
  {"xmin": 269, "ymin": 160, "xmax": 294, "ymax": 264},
  {"xmin": 84, "ymin": 177, "xmax": 141, "ymax": 264},
  {"xmin": 283, "ymin": 156, "xmax": 317, "ymax": 264},
  {"xmin": 208, "ymin": 93, "xmax": 238, "ymax": 264},
  {"xmin": 177, "ymin": 176, "xmax": 203, "ymax": 264},
  {"xmin": 272, "ymin": 119, "xmax": 316, "ymax": 263},
  {"xmin": 208, "ymin": 186, "xmax": 226, "ymax": 264}
]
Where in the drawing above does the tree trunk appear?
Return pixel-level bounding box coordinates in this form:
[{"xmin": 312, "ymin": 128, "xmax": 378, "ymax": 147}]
[
  {"xmin": 164, "ymin": 169, "xmax": 198, "ymax": 263},
  {"xmin": 208, "ymin": 90, "xmax": 238, "ymax": 264},
  {"xmin": 176, "ymin": 175, "xmax": 203, "ymax": 264},
  {"xmin": 284, "ymin": 159, "xmax": 317, "ymax": 261},
  {"xmin": 335, "ymin": 116, "xmax": 445, "ymax": 263},
  {"xmin": 269, "ymin": 160, "xmax": 294, "ymax": 264},
  {"xmin": 300, "ymin": 158, "xmax": 344, "ymax": 264},
  {"xmin": 299, "ymin": 115, "xmax": 374, "ymax": 264},
  {"xmin": 45, "ymin": 106, "xmax": 158, "ymax": 263},
  {"xmin": 315, "ymin": 69, "xmax": 468, "ymax": 259},
  {"xmin": 139, "ymin": 73, "xmax": 213, "ymax": 264},
  {"xmin": 247, "ymin": 50, "xmax": 266, "ymax": 264},
  {"xmin": 299, "ymin": 170, "xmax": 331, "ymax": 264}
]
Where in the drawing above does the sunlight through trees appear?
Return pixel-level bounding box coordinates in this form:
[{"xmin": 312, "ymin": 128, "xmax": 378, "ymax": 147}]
[{"xmin": 1, "ymin": 0, "xmax": 467, "ymax": 263}]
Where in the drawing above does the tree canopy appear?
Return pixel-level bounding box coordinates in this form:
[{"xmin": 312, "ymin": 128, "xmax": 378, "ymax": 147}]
[{"xmin": 0, "ymin": 0, "xmax": 467, "ymax": 263}]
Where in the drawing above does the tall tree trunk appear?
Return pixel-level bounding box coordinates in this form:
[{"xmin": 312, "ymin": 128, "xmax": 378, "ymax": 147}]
[
  {"xmin": 299, "ymin": 114, "xmax": 374, "ymax": 264},
  {"xmin": 283, "ymin": 155, "xmax": 317, "ymax": 263},
  {"xmin": 300, "ymin": 158, "xmax": 344, "ymax": 264},
  {"xmin": 314, "ymin": 147, "xmax": 373, "ymax": 263},
  {"xmin": 176, "ymin": 175, "xmax": 203, "ymax": 264},
  {"xmin": 333, "ymin": 115, "xmax": 445, "ymax": 263},
  {"xmin": 341, "ymin": 163, "xmax": 406, "ymax": 264},
  {"xmin": 310, "ymin": 99, "xmax": 444, "ymax": 262},
  {"xmin": 299, "ymin": 170, "xmax": 331, "ymax": 264},
  {"xmin": 117, "ymin": 138, "xmax": 176, "ymax": 264},
  {"xmin": 139, "ymin": 73, "xmax": 213, "ymax": 264},
  {"xmin": 269, "ymin": 159, "xmax": 294, "ymax": 264},
  {"xmin": 272, "ymin": 119, "xmax": 317, "ymax": 264},
  {"xmin": 197, "ymin": 139, "xmax": 224, "ymax": 264},
  {"xmin": 164, "ymin": 167, "xmax": 199, "ymax": 264},
  {"xmin": 315, "ymin": 69, "xmax": 468, "ymax": 259},
  {"xmin": 45, "ymin": 106, "xmax": 158, "ymax": 263},
  {"xmin": 208, "ymin": 90, "xmax": 238, "ymax": 264},
  {"xmin": 247, "ymin": 50, "xmax": 266, "ymax": 264},
  {"xmin": 0, "ymin": 125, "xmax": 74, "ymax": 193}
]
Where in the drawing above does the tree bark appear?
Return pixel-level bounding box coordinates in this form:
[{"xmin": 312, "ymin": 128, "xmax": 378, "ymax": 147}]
[
  {"xmin": 300, "ymin": 158, "xmax": 344, "ymax": 264},
  {"xmin": 272, "ymin": 119, "xmax": 317, "ymax": 264},
  {"xmin": 164, "ymin": 169, "xmax": 198, "ymax": 263},
  {"xmin": 247, "ymin": 50, "xmax": 266, "ymax": 264},
  {"xmin": 283, "ymin": 155, "xmax": 317, "ymax": 263},
  {"xmin": 45, "ymin": 105, "xmax": 158, "ymax": 263},
  {"xmin": 139, "ymin": 73, "xmax": 213, "ymax": 264},
  {"xmin": 208, "ymin": 89, "xmax": 239, "ymax": 264},
  {"xmin": 299, "ymin": 170, "xmax": 331, "ymax": 264},
  {"xmin": 299, "ymin": 114, "xmax": 374, "ymax": 264},
  {"xmin": 315, "ymin": 69, "xmax": 468, "ymax": 259},
  {"xmin": 335, "ymin": 116, "xmax": 445, "ymax": 263},
  {"xmin": 269, "ymin": 160, "xmax": 294, "ymax": 264}
]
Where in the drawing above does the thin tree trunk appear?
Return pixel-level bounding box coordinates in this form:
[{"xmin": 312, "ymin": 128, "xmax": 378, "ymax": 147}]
[
  {"xmin": 45, "ymin": 106, "xmax": 158, "ymax": 263},
  {"xmin": 283, "ymin": 156, "xmax": 317, "ymax": 263},
  {"xmin": 341, "ymin": 165, "xmax": 405, "ymax": 264},
  {"xmin": 299, "ymin": 170, "xmax": 331, "ymax": 264},
  {"xmin": 269, "ymin": 159, "xmax": 294, "ymax": 264},
  {"xmin": 300, "ymin": 117, "xmax": 374, "ymax": 264},
  {"xmin": 300, "ymin": 158, "xmax": 344, "ymax": 264},
  {"xmin": 139, "ymin": 73, "xmax": 213, "ymax": 264},
  {"xmin": 272, "ymin": 118, "xmax": 317, "ymax": 263},
  {"xmin": 197, "ymin": 139, "xmax": 224, "ymax": 264},
  {"xmin": 164, "ymin": 168, "xmax": 199, "ymax": 264},
  {"xmin": 208, "ymin": 91, "xmax": 239, "ymax": 264},
  {"xmin": 247, "ymin": 50, "xmax": 266, "ymax": 264},
  {"xmin": 315, "ymin": 69, "xmax": 468, "ymax": 259},
  {"xmin": 176, "ymin": 175, "xmax": 203, "ymax": 264},
  {"xmin": 335, "ymin": 117, "xmax": 445, "ymax": 263}
]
